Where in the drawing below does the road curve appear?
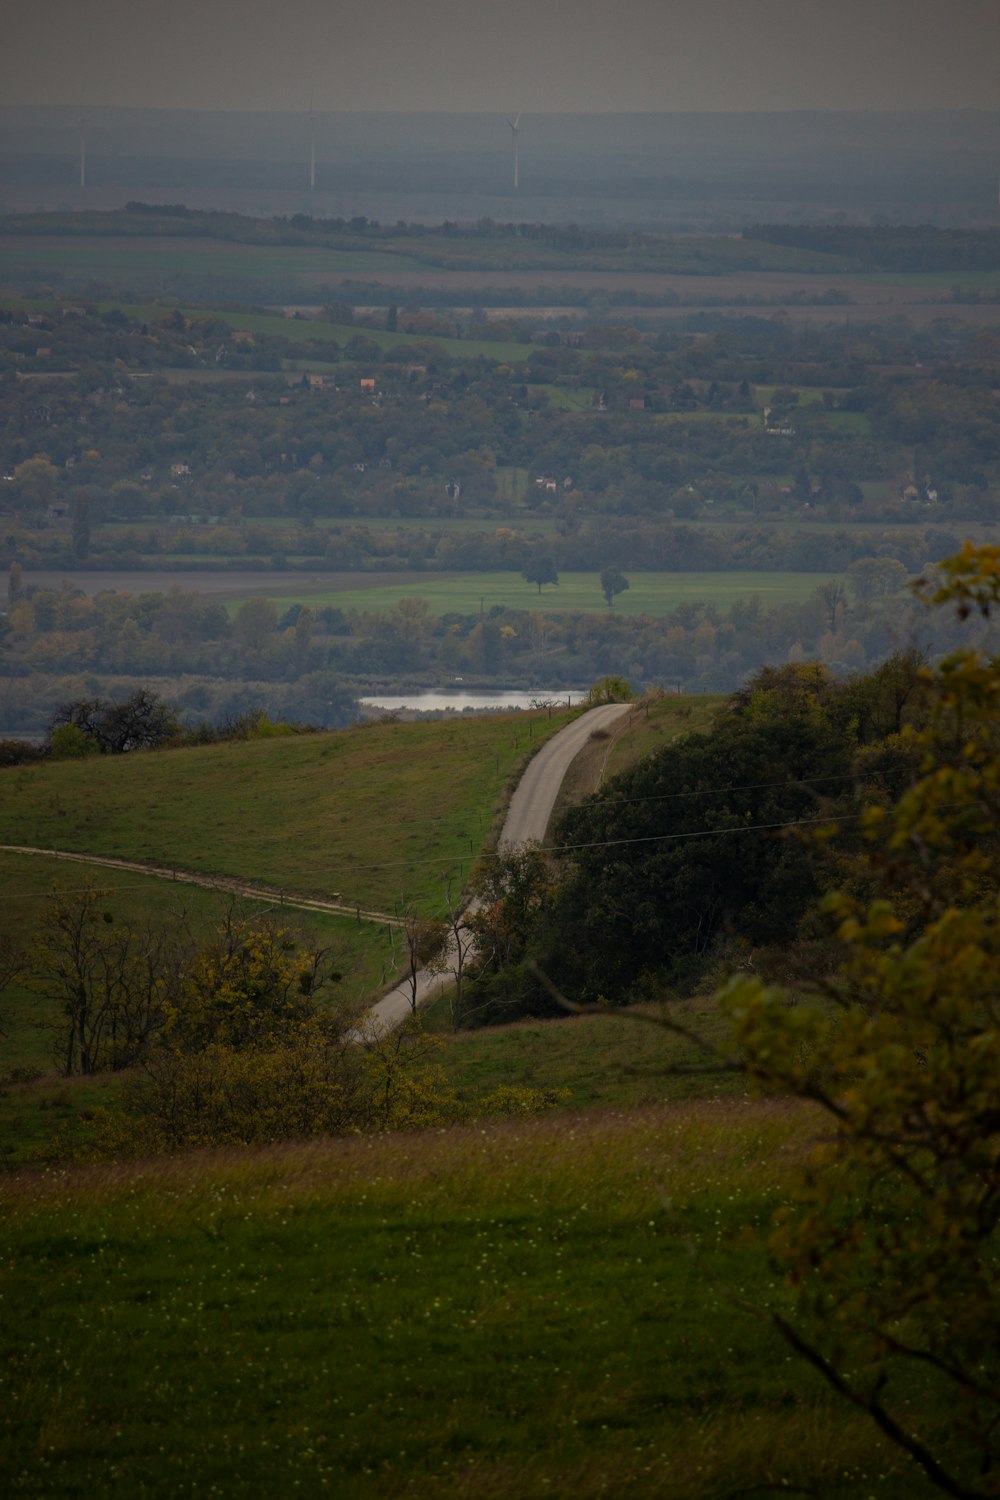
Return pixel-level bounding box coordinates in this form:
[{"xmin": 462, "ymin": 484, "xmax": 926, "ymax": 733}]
[
  {"xmin": 2, "ymin": 703, "xmax": 633, "ymax": 1037},
  {"xmin": 501, "ymin": 701, "xmax": 633, "ymax": 846},
  {"xmin": 357, "ymin": 701, "xmax": 632, "ymax": 1034}
]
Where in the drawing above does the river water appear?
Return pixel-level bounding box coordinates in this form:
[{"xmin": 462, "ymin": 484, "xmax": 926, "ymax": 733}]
[{"xmin": 359, "ymin": 689, "xmax": 586, "ymax": 712}]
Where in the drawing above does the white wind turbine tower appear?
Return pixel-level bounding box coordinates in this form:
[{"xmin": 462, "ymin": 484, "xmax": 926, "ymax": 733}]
[
  {"xmin": 309, "ymin": 89, "xmax": 317, "ymax": 191},
  {"xmin": 78, "ymin": 115, "xmax": 88, "ymax": 190},
  {"xmin": 506, "ymin": 113, "xmax": 521, "ymax": 192}
]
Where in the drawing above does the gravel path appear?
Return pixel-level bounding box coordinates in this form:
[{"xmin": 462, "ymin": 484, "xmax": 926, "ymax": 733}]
[
  {"xmin": 355, "ymin": 702, "xmax": 632, "ymax": 1034},
  {"xmin": 3, "ymin": 702, "xmax": 632, "ymax": 1034},
  {"xmin": 0, "ymin": 844, "xmax": 403, "ymax": 926}
]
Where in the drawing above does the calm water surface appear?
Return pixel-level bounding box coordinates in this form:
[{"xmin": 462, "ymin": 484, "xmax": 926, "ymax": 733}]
[{"xmin": 359, "ymin": 689, "xmax": 585, "ymax": 712}]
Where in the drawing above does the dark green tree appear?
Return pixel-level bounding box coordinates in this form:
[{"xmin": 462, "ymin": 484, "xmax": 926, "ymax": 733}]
[
  {"xmin": 600, "ymin": 566, "xmax": 630, "ymax": 608},
  {"xmin": 522, "ymin": 550, "xmax": 559, "ymax": 595},
  {"xmin": 546, "ymin": 664, "xmax": 861, "ymax": 1001}
]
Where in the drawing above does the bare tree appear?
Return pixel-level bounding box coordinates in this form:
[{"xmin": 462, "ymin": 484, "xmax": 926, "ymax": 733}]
[
  {"xmin": 32, "ymin": 886, "xmax": 183, "ymax": 1075},
  {"xmin": 439, "ymin": 873, "xmax": 477, "ymax": 1029},
  {"xmin": 400, "ymin": 912, "xmax": 448, "ymax": 1016}
]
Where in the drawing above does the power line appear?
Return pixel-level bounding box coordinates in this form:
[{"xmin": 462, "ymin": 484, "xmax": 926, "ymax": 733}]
[{"xmin": 559, "ymin": 766, "xmax": 895, "ymax": 812}]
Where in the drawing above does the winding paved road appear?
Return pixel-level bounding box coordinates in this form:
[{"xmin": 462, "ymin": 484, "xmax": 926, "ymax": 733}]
[
  {"xmin": 358, "ymin": 701, "xmax": 632, "ymax": 1033},
  {"xmin": 3, "ymin": 702, "xmax": 632, "ymax": 1034}
]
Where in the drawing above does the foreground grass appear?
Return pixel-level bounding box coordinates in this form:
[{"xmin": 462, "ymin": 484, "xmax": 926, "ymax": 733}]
[
  {"xmin": 430, "ymin": 1004, "xmax": 742, "ymax": 1109},
  {"xmin": 0, "ymin": 1101, "xmax": 932, "ymax": 1498},
  {"xmin": 0, "ymin": 713, "xmax": 571, "ymax": 915}
]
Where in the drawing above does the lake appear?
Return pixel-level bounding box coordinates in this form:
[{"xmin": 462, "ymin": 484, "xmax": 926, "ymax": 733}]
[{"xmin": 359, "ymin": 689, "xmax": 586, "ymax": 712}]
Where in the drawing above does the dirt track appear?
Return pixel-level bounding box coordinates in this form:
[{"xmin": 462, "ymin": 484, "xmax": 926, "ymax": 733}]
[
  {"xmin": 0, "ymin": 844, "xmax": 403, "ymax": 926},
  {"xmin": 5, "ymin": 703, "xmax": 631, "ymax": 1035}
]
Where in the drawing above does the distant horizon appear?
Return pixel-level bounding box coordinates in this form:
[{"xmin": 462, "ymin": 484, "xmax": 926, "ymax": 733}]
[
  {"xmin": 3, "ymin": 98, "xmax": 995, "ymax": 229},
  {"xmin": 4, "ymin": 103, "xmax": 997, "ymax": 119}
]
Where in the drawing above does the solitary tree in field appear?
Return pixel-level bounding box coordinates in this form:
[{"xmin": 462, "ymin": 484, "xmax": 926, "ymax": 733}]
[
  {"xmin": 522, "ymin": 551, "xmax": 559, "ymax": 595},
  {"xmin": 600, "ymin": 566, "xmax": 630, "ymax": 608}
]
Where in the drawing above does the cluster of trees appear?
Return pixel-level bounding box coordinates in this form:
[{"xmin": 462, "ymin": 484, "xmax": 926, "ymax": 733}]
[
  {"xmin": 745, "ymin": 222, "xmax": 1000, "ymax": 272},
  {"xmin": 436, "ymin": 549, "xmax": 1000, "ymax": 1495},
  {"xmin": 716, "ymin": 544, "xmax": 1000, "ymax": 1498},
  {"xmin": 0, "ymin": 888, "xmax": 558, "ymax": 1157},
  {"xmin": 48, "ymin": 687, "xmax": 179, "ymax": 755},
  {"xmin": 439, "ymin": 653, "xmax": 922, "ymax": 1024},
  {"xmin": 8, "ymin": 894, "xmax": 337, "ymax": 1079},
  {"xmin": 7, "ymin": 559, "xmax": 996, "ymax": 734}
]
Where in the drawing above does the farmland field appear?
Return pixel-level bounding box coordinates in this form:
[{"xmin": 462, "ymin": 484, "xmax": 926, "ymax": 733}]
[
  {"xmin": 104, "ymin": 301, "xmax": 539, "ymax": 361},
  {"xmin": 5, "ymin": 230, "xmax": 998, "ymax": 326},
  {"xmin": 222, "ymin": 569, "xmax": 849, "ymax": 618},
  {"xmin": 13, "ymin": 566, "xmax": 849, "ymax": 615}
]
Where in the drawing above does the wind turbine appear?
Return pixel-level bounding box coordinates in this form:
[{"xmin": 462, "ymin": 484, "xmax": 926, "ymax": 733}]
[
  {"xmin": 78, "ymin": 115, "xmax": 88, "ymax": 190},
  {"xmin": 308, "ymin": 89, "xmax": 316, "ymax": 191},
  {"xmin": 506, "ymin": 113, "xmax": 521, "ymax": 192}
]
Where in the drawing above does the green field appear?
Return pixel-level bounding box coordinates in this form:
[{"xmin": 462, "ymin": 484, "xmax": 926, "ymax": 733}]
[
  {"xmin": 11, "ymin": 292, "xmax": 539, "ymax": 363},
  {"xmin": 535, "ymin": 383, "xmax": 599, "ymax": 410},
  {"xmin": 106, "ymin": 302, "xmax": 539, "ymax": 362},
  {"xmin": 0, "ymin": 1098, "xmax": 934, "ymax": 1499},
  {"xmin": 848, "ymin": 269, "xmax": 1000, "ymax": 290},
  {"xmin": 0, "ymin": 713, "xmax": 572, "ymax": 916},
  {"xmin": 430, "ymin": 1002, "xmax": 739, "ymax": 1104},
  {"xmin": 0, "ymin": 238, "xmax": 435, "ymax": 280},
  {"xmin": 226, "ymin": 569, "xmax": 847, "ymax": 618}
]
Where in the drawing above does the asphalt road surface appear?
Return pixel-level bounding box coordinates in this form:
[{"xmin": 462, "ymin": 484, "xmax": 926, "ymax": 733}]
[{"xmin": 358, "ymin": 701, "xmax": 632, "ymax": 1034}]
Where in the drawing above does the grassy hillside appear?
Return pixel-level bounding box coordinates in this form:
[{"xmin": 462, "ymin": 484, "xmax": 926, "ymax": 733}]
[
  {"xmin": 0, "ymin": 712, "xmax": 572, "ymax": 915},
  {"xmin": 0, "ymin": 1100, "xmax": 933, "ymax": 1499},
  {"xmin": 0, "ymin": 695, "xmax": 954, "ymax": 1495},
  {"xmin": 430, "ymin": 1003, "xmax": 739, "ymax": 1107},
  {"xmin": 0, "ymin": 698, "xmax": 718, "ymax": 1164},
  {"xmin": 0, "ymin": 850, "xmax": 396, "ymax": 1066}
]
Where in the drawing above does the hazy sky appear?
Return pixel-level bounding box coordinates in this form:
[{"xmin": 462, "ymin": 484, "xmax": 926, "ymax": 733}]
[{"xmin": 7, "ymin": 0, "xmax": 1000, "ymax": 114}]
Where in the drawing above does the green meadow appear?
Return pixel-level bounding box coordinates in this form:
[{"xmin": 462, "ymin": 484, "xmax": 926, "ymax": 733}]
[
  {"xmin": 104, "ymin": 302, "xmax": 539, "ymax": 361},
  {"xmin": 0, "ymin": 237, "xmax": 434, "ymax": 281},
  {"xmin": 228, "ymin": 569, "xmax": 845, "ymax": 619},
  {"xmin": 0, "ymin": 1101, "xmax": 938, "ymax": 1499},
  {"xmin": 0, "ymin": 714, "xmax": 572, "ymax": 916},
  {"xmin": 10, "ymin": 293, "xmax": 538, "ymax": 362},
  {"xmin": 0, "ymin": 700, "xmax": 953, "ymax": 1496}
]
